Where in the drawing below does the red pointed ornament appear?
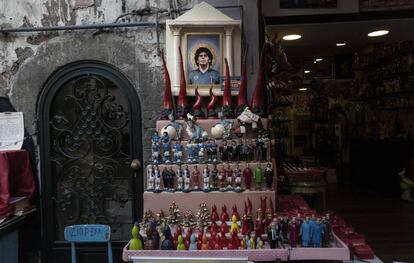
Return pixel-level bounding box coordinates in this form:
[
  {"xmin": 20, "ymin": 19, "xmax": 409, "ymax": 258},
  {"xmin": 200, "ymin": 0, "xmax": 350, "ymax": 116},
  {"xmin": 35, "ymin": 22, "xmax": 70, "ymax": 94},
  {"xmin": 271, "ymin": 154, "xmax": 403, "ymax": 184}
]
[
  {"xmin": 192, "ymin": 87, "xmax": 205, "ymax": 118},
  {"xmin": 221, "ymin": 58, "xmax": 233, "ymax": 118},
  {"xmin": 160, "ymin": 49, "xmax": 174, "ymax": 119},
  {"xmin": 176, "ymin": 46, "xmax": 189, "ymax": 119},
  {"xmin": 207, "ymin": 85, "xmax": 218, "ymax": 118},
  {"xmin": 236, "ymin": 47, "xmax": 249, "ymax": 116},
  {"xmin": 251, "ymin": 43, "xmax": 268, "ymax": 117}
]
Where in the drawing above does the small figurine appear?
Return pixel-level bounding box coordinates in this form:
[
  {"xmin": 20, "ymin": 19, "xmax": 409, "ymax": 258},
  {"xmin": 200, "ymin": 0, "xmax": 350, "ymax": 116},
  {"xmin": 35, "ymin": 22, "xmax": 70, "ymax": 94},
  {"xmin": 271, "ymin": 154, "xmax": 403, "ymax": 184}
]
[
  {"xmin": 151, "ymin": 141, "xmax": 160, "ymax": 164},
  {"xmin": 202, "ymin": 165, "xmax": 211, "ymax": 192},
  {"xmin": 218, "ymin": 164, "xmax": 227, "ymax": 191},
  {"xmin": 147, "ymin": 165, "xmax": 155, "ymax": 191},
  {"xmin": 211, "ymin": 205, "xmax": 219, "ymax": 223},
  {"xmin": 176, "ymin": 166, "xmax": 184, "ymax": 191},
  {"xmin": 322, "ymin": 214, "xmax": 333, "ymax": 247},
  {"xmin": 240, "ymin": 236, "xmax": 247, "ymax": 249},
  {"xmin": 243, "ymin": 164, "xmax": 253, "ymax": 190},
  {"xmin": 162, "ymin": 167, "xmax": 169, "ymax": 191},
  {"xmin": 198, "ymin": 142, "xmax": 206, "ymax": 163},
  {"xmin": 300, "ymin": 217, "xmax": 311, "ymax": 247},
  {"xmin": 229, "ymin": 140, "xmax": 239, "ymax": 162},
  {"xmin": 219, "ymin": 140, "xmax": 230, "ymax": 162},
  {"xmin": 145, "ymin": 223, "xmax": 157, "ymax": 250},
  {"xmin": 249, "ymin": 236, "xmax": 256, "ymax": 249},
  {"xmin": 261, "ymin": 134, "xmax": 269, "ymax": 160},
  {"xmin": 311, "ymin": 218, "xmax": 323, "ymax": 248},
  {"xmin": 173, "ymin": 141, "xmax": 184, "ymax": 163},
  {"xmin": 288, "ymin": 217, "xmax": 299, "ymax": 247},
  {"xmin": 255, "ymin": 136, "xmax": 265, "ymax": 161},
  {"xmin": 154, "ymin": 165, "xmax": 162, "ymax": 193},
  {"xmin": 264, "ymin": 162, "xmax": 273, "ymax": 190},
  {"xmin": 230, "ymin": 214, "xmax": 239, "ymax": 234},
  {"xmin": 206, "ymin": 139, "xmax": 218, "ymax": 163},
  {"xmin": 219, "ymin": 229, "xmax": 228, "ymax": 248},
  {"xmin": 129, "ymin": 222, "xmax": 144, "ymax": 250},
  {"xmin": 160, "ymin": 225, "xmax": 174, "ymax": 250},
  {"xmin": 211, "ymin": 164, "xmax": 219, "ymax": 190},
  {"xmin": 166, "ymin": 113, "xmax": 183, "ymax": 140},
  {"xmin": 167, "ymin": 166, "xmax": 176, "ymax": 191},
  {"xmin": 161, "ymin": 132, "xmax": 171, "ymax": 164},
  {"xmin": 248, "ymin": 139, "xmax": 256, "ymax": 160},
  {"xmin": 186, "ymin": 113, "xmax": 208, "ymax": 142},
  {"xmin": 225, "ymin": 164, "xmax": 233, "ymax": 191},
  {"xmin": 176, "ymin": 235, "xmax": 186, "ymax": 250},
  {"xmin": 268, "ymin": 219, "xmax": 279, "ymax": 249},
  {"xmin": 200, "ymin": 234, "xmax": 210, "ymax": 250},
  {"xmin": 254, "ymin": 165, "xmax": 263, "ymax": 190},
  {"xmin": 192, "ymin": 165, "xmax": 200, "ymax": 191},
  {"xmin": 218, "ymin": 112, "xmax": 233, "ymax": 140},
  {"xmin": 187, "ymin": 141, "xmax": 197, "ymax": 164},
  {"xmin": 255, "ymin": 208, "xmax": 265, "ymax": 237},
  {"xmin": 232, "ymin": 205, "xmax": 240, "ymax": 222},
  {"xmin": 239, "ymin": 139, "xmax": 250, "ymax": 161},
  {"xmin": 233, "ymin": 164, "xmax": 243, "ymax": 192},
  {"xmin": 183, "ymin": 165, "xmax": 191, "ymax": 193},
  {"xmin": 188, "ymin": 233, "xmax": 198, "ymax": 250},
  {"xmin": 152, "ymin": 131, "xmax": 161, "ymax": 144},
  {"xmin": 228, "ymin": 230, "xmax": 239, "ymax": 250},
  {"xmin": 257, "ymin": 237, "xmax": 264, "ymax": 249},
  {"xmin": 220, "ymin": 205, "xmax": 229, "ymax": 222}
]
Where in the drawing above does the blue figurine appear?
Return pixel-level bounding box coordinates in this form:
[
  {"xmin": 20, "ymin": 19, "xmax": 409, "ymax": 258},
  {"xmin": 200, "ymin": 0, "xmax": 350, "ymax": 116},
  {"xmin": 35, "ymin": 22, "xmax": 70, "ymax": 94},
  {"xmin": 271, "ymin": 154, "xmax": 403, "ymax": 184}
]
[
  {"xmin": 187, "ymin": 141, "xmax": 195, "ymax": 163},
  {"xmin": 173, "ymin": 141, "xmax": 184, "ymax": 163},
  {"xmin": 186, "ymin": 113, "xmax": 207, "ymax": 142},
  {"xmin": 300, "ymin": 217, "xmax": 311, "ymax": 247},
  {"xmin": 152, "ymin": 142, "xmax": 160, "ymax": 164},
  {"xmin": 152, "ymin": 131, "xmax": 161, "ymax": 144},
  {"xmin": 161, "ymin": 131, "xmax": 171, "ymax": 164},
  {"xmin": 198, "ymin": 142, "xmax": 206, "ymax": 163},
  {"xmin": 311, "ymin": 218, "xmax": 324, "ymax": 248},
  {"xmin": 255, "ymin": 137, "xmax": 265, "ymax": 161},
  {"xmin": 161, "ymin": 225, "xmax": 174, "ymax": 250},
  {"xmin": 167, "ymin": 113, "xmax": 183, "ymax": 141},
  {"xmin": 188, "ymin": 233, "xmax": 198, "ymax": 250}
]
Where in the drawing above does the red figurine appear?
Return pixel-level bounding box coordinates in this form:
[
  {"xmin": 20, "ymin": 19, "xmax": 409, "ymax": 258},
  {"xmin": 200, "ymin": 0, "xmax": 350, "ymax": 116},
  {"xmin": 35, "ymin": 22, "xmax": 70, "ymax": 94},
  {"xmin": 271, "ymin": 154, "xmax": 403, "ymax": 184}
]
[
  {"xmin": 192, "ymin": 165, "xmax": 200, "ymax": 191},
  {"xmin": 160, "ymin": 49, "xmax": 174, "ymax": 119},
  {"xmin": 241, "ymin": 214, "xmax": 247, "ymax": 236},
  {"xmin": 220, "ymin": 219, "xmax": 228, "ymax": 233},
  {"xmin": 228, "ymin": 230, "xmax": 240, "ymax": 250},
  {"xmin": 255, "ymin": 208, "xmax": 265, "ymax": 237},
  {"xmin": 260, "ymin": 196, "xmax": 267, "ymax": 214},
  {"xmin": 185, "ymin": 228, "xmax": 192, "ymax": 249},
  {"xmin": 209, "ymin": 230, "xmax": 217, "ymax": 249},
  {"xmin": 243, "ymin": 164, "xmax": 253, "ymax": 190},
  {"xmin": 207, "ymin": 85, "xmax": 218, "ymax": 119},
  {"xmin": 219, "ymin": 228, "xmax": 228, "ymax": 248},
  {"xmin": 211, "ymin": 205, "xmax": 219, "ymax": 223},
  {"xmin": 288, "ymin": 216, "xmax": 300, "ymax": 247},
  {"xmin": 220, "ymin": 205, "xmax": 229, "ymax": 222},
  {"xmin": 215, "ymin": 233, "xmax": 223, "ymax": 250},
  {"xmin": 232, "ymin": 205, "xmax": 240, "ymax": 221},
  {"xmin": 210, "ymin": 221, "xmax": 218, "ymax": 234},
  {"xmin": 197, "ymin": 227, "xmax": 204, "ymax": 250}
]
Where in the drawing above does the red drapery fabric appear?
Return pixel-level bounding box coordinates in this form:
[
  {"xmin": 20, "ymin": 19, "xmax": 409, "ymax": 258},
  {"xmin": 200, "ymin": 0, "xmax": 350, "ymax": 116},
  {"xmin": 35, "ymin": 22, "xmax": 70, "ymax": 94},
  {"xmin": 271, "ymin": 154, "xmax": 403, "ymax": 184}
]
[{"xmin": 0, "ymin": 150, "xmax": 35, "ymax": 219}]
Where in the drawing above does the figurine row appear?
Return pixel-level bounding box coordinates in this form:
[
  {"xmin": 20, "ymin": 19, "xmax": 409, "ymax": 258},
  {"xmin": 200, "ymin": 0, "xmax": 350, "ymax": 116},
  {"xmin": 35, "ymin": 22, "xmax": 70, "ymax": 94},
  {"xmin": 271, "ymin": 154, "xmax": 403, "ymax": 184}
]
[
  {"xmin": 151, "ymin": 136, "xmax": 269, "ymax": 164},
  {"xmin": 146, "ymin": 163, "xmax": 274, "ymax": 193}
]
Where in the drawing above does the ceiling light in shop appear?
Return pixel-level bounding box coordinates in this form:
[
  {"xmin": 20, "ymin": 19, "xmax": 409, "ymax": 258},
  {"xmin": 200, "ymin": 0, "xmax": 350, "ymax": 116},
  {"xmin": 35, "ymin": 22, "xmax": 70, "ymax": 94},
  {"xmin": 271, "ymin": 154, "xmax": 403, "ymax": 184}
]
[
  {"xmin": 299, "ymin": 88, "xmax": 307, "ymax": 91},
  {"xmin": 316, "ymin": 58, "xmax": 323, "ymax": 62},
  {"xmin": 336, "ymin": 43, "xmax": 346, "ymax": 46},
  {"xmin": 282, "ymin": 34, "xmax": 302, "ymax": 41},
  {"xmin": 304, "ymin": 70, "xmax": 310, "ymax": 74},
  {"xmin": 368, "ymin": 30, "xmax": 389, "ymax": 37},
  {"xmin": 313, "ymin": 61, "xmax": 317, "ymax": 64}
]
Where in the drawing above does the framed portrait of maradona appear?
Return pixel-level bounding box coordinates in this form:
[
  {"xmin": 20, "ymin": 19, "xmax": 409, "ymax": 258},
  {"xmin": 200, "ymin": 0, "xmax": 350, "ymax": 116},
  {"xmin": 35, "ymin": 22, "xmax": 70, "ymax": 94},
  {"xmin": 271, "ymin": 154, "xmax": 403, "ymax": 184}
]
[{"xmin": 185, "ymin": 33, "xmax": 223, "ymax": 88}]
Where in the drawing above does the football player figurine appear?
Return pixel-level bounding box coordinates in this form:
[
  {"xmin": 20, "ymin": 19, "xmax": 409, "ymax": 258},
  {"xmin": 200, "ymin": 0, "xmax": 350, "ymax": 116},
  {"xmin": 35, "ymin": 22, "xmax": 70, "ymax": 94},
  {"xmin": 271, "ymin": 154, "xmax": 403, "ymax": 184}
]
[
  {"xmin": 183, "ymin": 165, "xmax": 192, "ymax": 193},
  {"xmin": 255, "ymin": 136, "xmax": 265, "ymax": 161},
  {"xmin": 226, "ymin": 164, "xmax": 234, "ymax": 191},
  {"xmin": 243, "ymin": 164, "xmax": 253, "ymax": 190},
  {"xmin": 167, "ymin": 166, "xmax": 176, "ymax": 191},
  {"xmin": 173, "ymin": 141, "xmax": 184, "ymax": 164},
  {"xmin": 151, "ymin": 141, "xmax": 160, "ymax": 164},
  {"xmin": 254, "ymin": 165, "xmax": 263, "ymax": 190},
  {"xmin": 211, "ymin": 164, "xmax": 219, "ymax": 190},
  {"xmin": 152, "ymin": 131, "xmax": 161, "ymax": 144},
  {"xmin": 147, "ymin": 165, "xmax": 155, "ymax": 191},
  {"xmin": 229, "ymin": 140, "xmax": 239, "ymax": 162},
  {"xmin": 262, "ymin": 134, "xmax": 269, "ymax": 161},
  {"xmin": 198, "ymin": 142, "xmax": 206, "ymax": 164},
  {"xmin": 154, "ymin": 165, "xmax": 162, "ymax": 193},
  {"xmin": 218, "ymin": 164, "xmax": 227, "ymax": 191},
  {"xmin": 192, "ymin": 165, "xmax": 201, "ymax": 191},
  {"xmin": 202, "ymin": 165, "xmax": 211, "ymax": 192},
  {"xmin": 264, "ymin": 162, "xmax": 273, "ymax": 190},
  {"xmin": 248, "ymin": 139, "xmax": 256, "ymax": 161},
  {"xmin": 239, "ymin": 139, "xmax": 250, "ymax": 161},
  {"xmin": 162, "ymin": 132, "xmax": 171, "ymax": 164},
  {"xmin": 176, "ymin": 166, "xmax": 184, "ymax": 191},
  {"xmin": 162, "ymin": 167, "xmax": 169, "ymax": 191},
  {"xmin": 220, "ymin": 140, "xmax": 230, "ymax": 162},
  {"xmin": 206, "ymin": 139, "xmax": 218, "ymax": 163},
  {"xmin": 233, "ymin": 164, "xmax": 244, "ymax": 192}
]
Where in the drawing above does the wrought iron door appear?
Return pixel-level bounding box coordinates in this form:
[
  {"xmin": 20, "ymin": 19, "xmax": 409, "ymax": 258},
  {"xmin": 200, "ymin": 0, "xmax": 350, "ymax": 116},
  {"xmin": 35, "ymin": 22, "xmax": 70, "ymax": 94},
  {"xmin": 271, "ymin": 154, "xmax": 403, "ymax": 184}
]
[{"xmin": 38, "ymin": 62, "xmax": 142, "ymax": 263}]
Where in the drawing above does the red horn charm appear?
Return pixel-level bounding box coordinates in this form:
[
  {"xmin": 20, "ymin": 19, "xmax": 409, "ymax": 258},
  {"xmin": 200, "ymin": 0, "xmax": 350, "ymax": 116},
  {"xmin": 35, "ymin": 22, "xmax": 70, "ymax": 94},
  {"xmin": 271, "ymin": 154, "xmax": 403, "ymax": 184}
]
[
  {"xmin": 192, "ymin": 87, "xmax": 205, "ymax": 118},
  {"xmin": 160, "ymin": 49, "xmax": 174, "ymax": 119},
  {"xmin": 251, "ymin": 43, "xmax": 268, "ymax": 117},
  {"xmin": 207, "ymin": 85, "xmax": 218, "ymax": 119},
  {"xmin": 176, "ymin": 46, "xmax": 188, "ymax": 119},
  {"xmin": 236, "ymin": 47, "xmax": 249, "ymax": 116},
  {"xmin": 221, "ymin": 58, "xmax": 233, "ymax": 118}
]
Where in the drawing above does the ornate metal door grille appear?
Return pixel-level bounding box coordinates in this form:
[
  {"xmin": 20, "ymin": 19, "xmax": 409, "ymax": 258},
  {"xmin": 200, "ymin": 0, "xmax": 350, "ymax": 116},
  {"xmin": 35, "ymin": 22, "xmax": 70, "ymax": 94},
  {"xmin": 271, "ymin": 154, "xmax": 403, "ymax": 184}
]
[{"xmin": 38, "ymin": 62, "xmax": 142, "ymax": 262}]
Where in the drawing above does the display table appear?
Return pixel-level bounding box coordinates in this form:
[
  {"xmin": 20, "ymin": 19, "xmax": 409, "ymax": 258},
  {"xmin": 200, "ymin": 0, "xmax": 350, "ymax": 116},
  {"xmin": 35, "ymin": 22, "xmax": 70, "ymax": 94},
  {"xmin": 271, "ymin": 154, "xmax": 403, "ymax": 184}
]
[
  {"xmin": 0, "ymin": 150, "xmax": 35, "ymax": 219},
  {"xmin": 283, "ymin": 181, "xmax": 327, "ymax": 212}
]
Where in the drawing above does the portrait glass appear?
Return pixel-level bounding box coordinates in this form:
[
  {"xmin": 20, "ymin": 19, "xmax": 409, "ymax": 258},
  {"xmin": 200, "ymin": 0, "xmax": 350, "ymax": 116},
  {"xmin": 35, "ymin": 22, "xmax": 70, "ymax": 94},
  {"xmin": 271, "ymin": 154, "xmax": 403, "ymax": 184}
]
[{"xmin": 186, "ymin": 34, "xmax": 222, "ymax": 86}]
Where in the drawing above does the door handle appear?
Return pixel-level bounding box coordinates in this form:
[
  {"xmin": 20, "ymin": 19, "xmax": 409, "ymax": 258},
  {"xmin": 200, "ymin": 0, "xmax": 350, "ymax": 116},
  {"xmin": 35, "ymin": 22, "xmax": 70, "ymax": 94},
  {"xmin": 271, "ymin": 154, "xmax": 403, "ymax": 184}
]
[{"xmin": 130, "ymin": 159, "xmax": 141, "ymax": 171}]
